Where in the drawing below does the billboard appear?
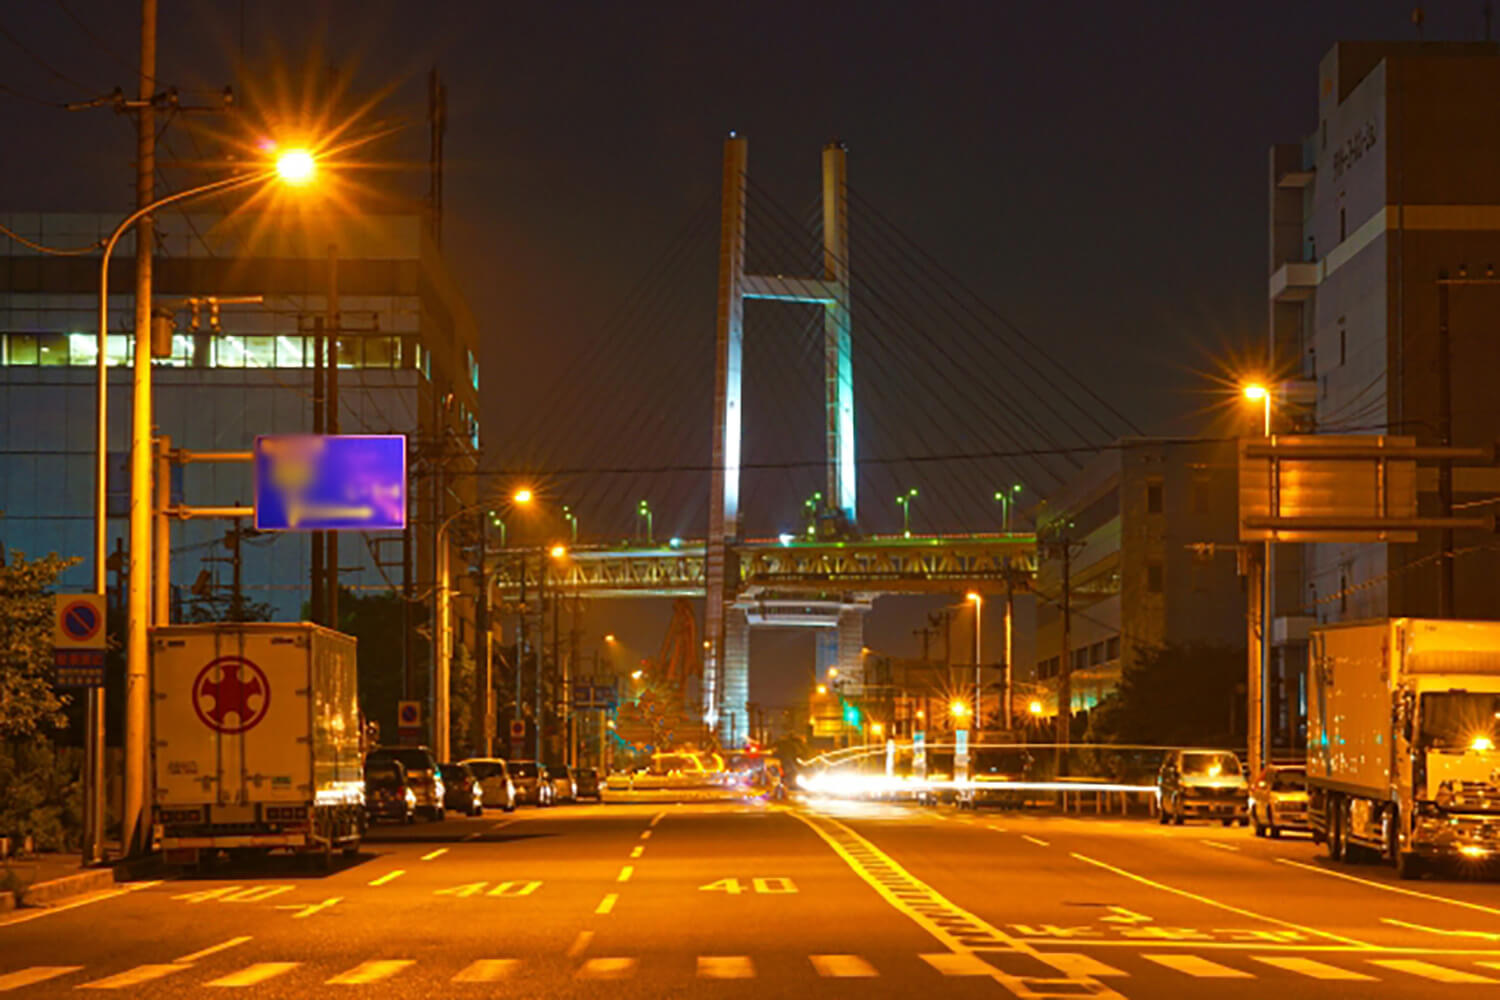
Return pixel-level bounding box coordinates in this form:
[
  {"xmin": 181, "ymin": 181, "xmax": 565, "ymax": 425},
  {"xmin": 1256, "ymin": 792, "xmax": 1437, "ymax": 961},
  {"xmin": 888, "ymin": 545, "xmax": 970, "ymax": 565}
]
[{"xmin": 254, "ymin": 435, "xmax": 407, "ymax": 531}]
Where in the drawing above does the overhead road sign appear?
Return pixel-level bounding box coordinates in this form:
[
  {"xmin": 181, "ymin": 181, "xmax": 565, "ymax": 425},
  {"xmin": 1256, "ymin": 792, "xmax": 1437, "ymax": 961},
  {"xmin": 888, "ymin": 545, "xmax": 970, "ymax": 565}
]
[{"xmin": 254, "ymin": 435, "xmax": 406, "ymax": 532}]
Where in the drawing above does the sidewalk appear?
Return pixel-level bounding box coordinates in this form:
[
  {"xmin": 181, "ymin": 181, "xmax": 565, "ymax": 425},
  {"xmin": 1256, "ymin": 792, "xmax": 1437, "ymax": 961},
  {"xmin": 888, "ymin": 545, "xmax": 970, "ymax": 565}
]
[{"xmin": 0, "ymin": 847, "xmax": 124, "ymax": 912}]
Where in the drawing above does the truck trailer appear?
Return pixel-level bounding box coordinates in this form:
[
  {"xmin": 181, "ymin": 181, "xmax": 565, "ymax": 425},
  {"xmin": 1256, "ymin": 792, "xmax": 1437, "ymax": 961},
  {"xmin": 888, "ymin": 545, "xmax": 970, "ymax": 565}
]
[
  {"xmin": 1308, "ymin": 617, "xmax": 1500, "ymax": 878},
  {"xmin": 151, "ymin": 622, "xmax": 365, "ymax": 869}
]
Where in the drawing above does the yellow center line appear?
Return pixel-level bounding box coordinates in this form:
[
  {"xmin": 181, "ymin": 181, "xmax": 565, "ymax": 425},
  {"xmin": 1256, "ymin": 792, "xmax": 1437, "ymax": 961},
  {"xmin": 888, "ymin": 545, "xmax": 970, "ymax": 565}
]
[
  {"xmin": 1072, "ymin": 852, "xmax": 1374, "ymax": 948},
  {"xmin": 420, "ymin": 848, "xmax": 448, "ymax": 861},
  {"xmin": 595, "ymin": 893, "xmax": 618, "ymax": 915},
  {"xmin": 617, "ymin": 865, "xmax": 634, "ymax": 882},
  {"xmin": 368, "ymin": 869, "xmax": 405, "ymax": 887},
  {"xmin": 173, "ymin": 936, "xmax": 251, "ymax": 963},
  {"xmin": 1276, "ymin": 858, "xmax": 1500, "ymax": 917}
]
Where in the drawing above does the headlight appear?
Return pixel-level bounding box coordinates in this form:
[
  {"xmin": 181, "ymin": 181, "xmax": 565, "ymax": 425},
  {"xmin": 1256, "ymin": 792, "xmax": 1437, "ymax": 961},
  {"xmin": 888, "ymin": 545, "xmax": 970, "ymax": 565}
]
[{"xmin": 405, "ymin": 789, "xmax": 416, "ymax": 806}]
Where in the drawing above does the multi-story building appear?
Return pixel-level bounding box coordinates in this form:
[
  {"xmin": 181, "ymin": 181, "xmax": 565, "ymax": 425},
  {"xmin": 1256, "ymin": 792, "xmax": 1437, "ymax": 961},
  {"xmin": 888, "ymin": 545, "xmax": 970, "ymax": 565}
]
[
  {"xmin": 0, "ymin": 208, "xmax": 481, "ymax": 729},
  {"xmin": 1266, "ymin": 42, "xmax": 1500, "ymax": 674},
  {"xmin": 1031, "ymin": 438, "xmax": 1243, "ymax": 718}
]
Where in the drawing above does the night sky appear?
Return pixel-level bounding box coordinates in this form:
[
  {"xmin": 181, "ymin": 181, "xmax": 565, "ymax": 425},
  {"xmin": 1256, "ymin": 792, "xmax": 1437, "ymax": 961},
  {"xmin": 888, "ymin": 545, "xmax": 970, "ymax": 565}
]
[{"xmin": 4, "ymin": 1, "xmax": 1488, "ymax": 712}]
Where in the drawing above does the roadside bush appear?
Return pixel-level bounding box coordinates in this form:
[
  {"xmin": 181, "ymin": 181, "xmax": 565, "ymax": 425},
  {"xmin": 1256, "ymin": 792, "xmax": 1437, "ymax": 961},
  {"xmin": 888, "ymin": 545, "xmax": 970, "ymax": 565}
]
[{"xmin": 0, "ymin": 741, "xmax": 83, "ymax": 851}]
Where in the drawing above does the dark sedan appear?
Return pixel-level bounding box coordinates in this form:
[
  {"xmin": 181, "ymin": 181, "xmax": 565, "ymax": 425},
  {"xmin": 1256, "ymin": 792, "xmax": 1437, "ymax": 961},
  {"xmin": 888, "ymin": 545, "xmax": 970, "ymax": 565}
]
[
  {"xmin": 574, "ymin": 766, "xmax": 603, "ymax": 801},
  {"xmin": 439, "ymin": 762, "xmax": 484, "ymax": 816}
]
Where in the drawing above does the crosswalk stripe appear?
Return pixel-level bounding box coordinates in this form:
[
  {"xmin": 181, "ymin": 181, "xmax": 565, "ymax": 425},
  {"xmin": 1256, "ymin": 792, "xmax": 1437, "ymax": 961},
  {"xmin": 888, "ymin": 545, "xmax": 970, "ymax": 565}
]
[
  {"xmin": 920, "ymin": 953, "xmax": 994, "ymax": 976},
  {"xmin": 205, "ymin": 963, "xmax": 300, "ymax": 987},
  {"xmin": 1254, "ymin": 956, "xmax": 1376, "ymax": 981},
  {"xmin": 1042, "ymin": 953, "xmax": 1129, "ymax": 978},
  {"xmin": 325, "ymin": 960, "xmax": 414, "ymax": 985},
  {"xmin": 1372, "ymin": 960, "xmax": 1499, "ymax": 984},
  {"xmin": 78, "ymin": 965, "xmax": 185, "ymax": 989},
  {"xmin": 810, "ymin": 954, "xmax": 878, "ymax": 978},
  {"xmin": 1143, "ymin": 954, "xmax": 1252, "ymax": 978},
  {"xmin": 697, "ymin": 956, "xmax": 754, "ymax": 979},
  {"xmin": 577, "ymin": 958, "xmax": 636, "ymax": 980},
  {"xmin": 0, "ymin": 967, "xmax": 80, "ymax": 992},
  {"xmin": 452, "ymin": 959, "xmax": 520, "ymax": 982}
]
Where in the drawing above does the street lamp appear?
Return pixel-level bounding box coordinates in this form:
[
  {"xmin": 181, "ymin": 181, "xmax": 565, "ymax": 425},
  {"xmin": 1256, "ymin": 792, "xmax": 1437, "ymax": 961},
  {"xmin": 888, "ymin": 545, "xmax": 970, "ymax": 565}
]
[
  {"xmin": 897, "ymin": 487, "xmax": 918, "ymax": 537},
  {"xmin": 949, "ymin": 699, "xmax": 970, "ymax": 721},
  {"xmin": 107, "ymin": 150, "xmax": 320, "ymax": 857},
  {"xmin": 993, "ymin": 483, "xmax": 1023, "ymax": 532},
  {"xmin": 967, "ymin": 592, "xmax": 982, "ymax": 730},
  {"xmin": 562, "ymin": 504, "xmax": 578, "ymax": 542},
  {"xmin": 804, "ymin": 491, "xmax": 823, "ymax": 538},
  {"xmin": 637, "ymin": 500, "xmax": 653, "ymax": 543},
  {"xmin": 1028, "ymin": 699, "xmax": 1044, "ymax": 716},
  {"xmin": 1242, "ymin": 381, "xmax": 1274, "ymax": 774}
]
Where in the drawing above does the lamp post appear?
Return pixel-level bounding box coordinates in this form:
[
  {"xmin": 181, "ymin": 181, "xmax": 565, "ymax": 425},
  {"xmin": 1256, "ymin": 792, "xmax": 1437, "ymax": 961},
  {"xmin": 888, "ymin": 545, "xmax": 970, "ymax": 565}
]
[
  {"xmin": 994, "ymin": 483, "xmax": 1022, "ymax": 532},
  {"xmin": 108, "ymin": 151, "xmax": 317, "ymax": 858},
  {"xmin": 637, "ymin": 500, "xmax": 653, "ymax": 543},
  {"xmin": 804, "ymin": 491, "xmax": 823, "ymax": 538},
  {"xmin": 966, "ymin": 592, "xmax": 982, "ymax": 730},
  {"xmin": 897, "ymin": 488, "xmax": 918, "ymax": 537},
  {"xmin": 1243, "ymin": 382, "xmax": 1273, "ymax": 775},
  {"xmin": 562, "ymin": 504, "xmax": 578, "ymax": 543}
]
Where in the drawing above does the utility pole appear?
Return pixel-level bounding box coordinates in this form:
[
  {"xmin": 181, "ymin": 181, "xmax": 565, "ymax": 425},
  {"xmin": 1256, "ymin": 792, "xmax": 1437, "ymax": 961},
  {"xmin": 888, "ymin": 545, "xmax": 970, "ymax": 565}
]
[
  {"xmin": 310, "ymin": 314, "xmax": 325, "ymax": 625},
  {"xmin": 473, "ymin": 510, "xmax": 491, "ymax": 758},
  {"xmin": 325, "ymin": 247, "xmax": 340, "ymax": 628},
  {"xmin": 122, "ymin": 0, "xmax": 158, "ymax": 858},
  {"xmin": 1055, "ymin": 533, "xmax": 1074, "ymax": 769},
  {"xmin": 1004, "ymin": 567, "xmax": 1015, "ymax": 731},
  {"xmin": 517, "ymin": 553, "xmax": 528, "ymax": 755},
  {"xmin": 535, "ymin": 560, "xmax": 546, "ymax": 761},
  {"xmin": 1437, "ymin": 269, "xmax": 1455, "ymax": 617}
]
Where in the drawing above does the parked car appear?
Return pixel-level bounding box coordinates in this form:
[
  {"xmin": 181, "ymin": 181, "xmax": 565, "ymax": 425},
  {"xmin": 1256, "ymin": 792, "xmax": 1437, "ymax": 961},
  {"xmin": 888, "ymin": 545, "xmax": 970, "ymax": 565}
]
[
  {"xmin": 440, "ymin": 762, "xmax": 484, "ymax": 817},
  {"xmin": 366, "ymin": 746, "xmax": 445, "ymax": 821},
  {"xmin": 548, "ymin": 764, "xmax": 578, "ymax": 804},
  {"xmin": 574, "ymin": 767, "xmax": 603, "ymax": 802},
  {"xmin": 1250, "ymin": 764, "xmax": 1310, "ymax": 838},
  {"xmin": 1157, "ymin": 749, "xmax": 1248, "ymax": 826},
  {"xmin": 364, "ymin": 759, "xmax": 415, "ymax": 824},
  {"xmin": 460, "ymin": 758, "xmax": 517, "ymax": 811},
  {"xmin": 509, "ymin": 760, "xmax": 552, "ymax": 806}
]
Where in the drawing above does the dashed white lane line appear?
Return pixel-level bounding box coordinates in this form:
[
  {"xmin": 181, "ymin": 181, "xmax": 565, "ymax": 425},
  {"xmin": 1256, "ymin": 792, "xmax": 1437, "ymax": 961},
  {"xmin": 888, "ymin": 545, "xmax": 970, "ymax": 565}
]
[
  {"xmin": 205, "ymin": 962, "xmax": 300, "ymax": 987},
  {"xmin": 650, "ymin": 812, "xmax": 665, "ymax": 827},
  {"xmin": 577, "ymin": 957, "xmax": 635, "ymax": 980},
  {"xmin": 277, "ymin": 897, "xmax": 342, "ymax": 920},
  {"xmin": 463, "ymin": 831, "xmax": 482, "ymax": 841},
  {"xmin": 452, "ymin": 959, "xmax": 520, "ymax": 982},
  {"xmin": 920, "ymin": 953, "xmax": 994, "ymax": 976},
  {"xmin": 79, "ymin": 964, "xmax": 185, "ymax": 989},
  {"xmin": 325, "ymin": 960, "xmax": 414, "ymax": 985},
  {"xmin": 1021, "ymin": 835, "xmax": 1050, "ymax": 847},
  {"xmin": 567, "ymin": 931, "xmax": 594, "ymax": 958},
  {"xmin": 1253, "ymin": 957, "xmax": 1376, "ymax": 981},
  {"xmin": 421, "ymin": 848, "xmax": 448, "ymax": 861},
  {"xmin": 617, "ymin": 865, "xmax": 634, "ymax": 882},
  {"xmin": 640, "ymin": 830, "xmax": 652, "ymax": 840},
  {"xmin": 987, "ymin": 824, "xmax": 1007, "ymax": 832},
  {"xmin": 1370, "ymin": 960, "xmax": 1499, "ymax": 984},
  {"xmin": 698, "ymin": 956, "xmax": 754, "ymax": 979},
  {"xmin": 1200, "ymin": 840, "xmax": 1239, "ymax": 852},
  {"xmin": 1143, "ymin": 955, "xmax": 1252, "ymax": 978},
  {"xmin": 810, "ymin": 954, "xmax": 878, "ymax": 978},
  {"xmin": 173, "ymin": 937, "xmax": 251, "ymax": 964},
  {"xmin": 0, "ymin": 967, "xmax": 80, "ymax": 991},
  {"xmin": 629, "ymin": 845, "xmax": 644, "ymax": 858},
  {"xmin": 595, "ymin": 893, "xmax": 619, "ymax": 915},
  {"xmin": 367, "ymin": 869, "xmax": 405, "ymax": 887}
]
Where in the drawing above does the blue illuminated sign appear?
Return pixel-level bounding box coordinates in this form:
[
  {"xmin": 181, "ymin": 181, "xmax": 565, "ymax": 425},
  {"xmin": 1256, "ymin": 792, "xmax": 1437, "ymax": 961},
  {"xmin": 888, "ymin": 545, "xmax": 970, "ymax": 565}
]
[{"xmin": 254, "ymin": 435, "xmax": 407, "ymax": 531}]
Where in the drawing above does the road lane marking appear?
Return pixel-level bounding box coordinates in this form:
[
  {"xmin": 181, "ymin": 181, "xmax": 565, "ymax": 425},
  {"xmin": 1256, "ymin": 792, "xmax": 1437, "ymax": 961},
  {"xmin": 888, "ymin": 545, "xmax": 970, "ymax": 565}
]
[
  {"xmin": 452, "ymin": 959, "xmax": 520, "ymax": 982},
  {"xmin": 595, "ymin": 892, "xmax": 619, "ymax": 914},
  {"xmin": 577, "ymin": 958, "xmax": 635, "ymax": 979},
  {"xmin": 1021, "ymin": 835, "xmax": 1050, "ymax": 847},
  {"xmin": 567, "ymin": 931, "xmax": 594, "ymax": 957},
  {"xmin": 173, "ymin": 886, "xmax": 243, "ymax": 904},
  {"xmin": 367, "ymin": 869, "xmax": 405, "ymax": 886},
  {"xmin": 1042, "ymin": 953, "xmax": 1128, "ymax": 977},
  {"xmin": 987, "ymin": 824, "xmax": 1007, "ymax": 832},
  {"xmin": 325, "ymin": 960, "xmax": 414, "ymax": 984},
  {"xmin": 629, "ymin": 845, "xmax": 644, "ymax": 858},
  {"xmin": 0, "ymin": 882, "xmax": 157, "ymax": 928},
  {"xmin": 174, "ymin": 936, "xmax": 251, "ymax": 963},
  {"xmin": 920, "ymin": 953, "xmax": 994, "ymax": 975},
  {"xmin": 79, "ymin": 964, "xmax": 184, "ymax": 989},
  {"xmin": 436, "ymin": 882, "xmax": 488, "ymax": 898},
  {"xmin": 463, "ymin": 831, "xmax": 482, "ymax": 841},
  {"xmin": 617, "ymin": 865, "xmax": 634, "ymax": 882},
  {"xmin": 1253, "ymin": 956, "xmax": 1376, "ymax": 980},
  {"xmin": 421, "ymin": 848, "xmax": 448, "ymax": 861},
  {"xmin": 650, "ymin": 812, "xmax": 664, "ymax": 827},
  {"xmin": 698, "ymin": 956, "xmax": 754, "ymax": 978},
  {"xmin": 221, "ymin": 885, "xmax": 293, "ymax": 903},
  {"xmin": 1384, "ymin": 917, "xmax": 1500, "ymax": 941},
  {"xmin": 277, "ymin": 896, "xmax": 341, "ymax": 919},
  {"xmin": 1277, "ymin": 858, "xmax": 1500, "ymax": 918},
  {"xmin": 795, "ymin": 809, "xmax": 1125, "ymax": 999},
  {"xmin": 1099, "ymin": 906, "xmax": 1153, "ymax": 925},
  {"xmin": 640, "ymin": 830, "xmax": 652, "ymax": 840},
  {"xmin": 1143, "ymin": 955, "xmax": 1252, "ymax": 978},
  {"xmin": 0, "ymin": 967, "xmax": 80, "ymax": 991},
  {"xmin": 205, "ymin": 962, "xmax": 300, "ymax": 987},
  {"xmin": 487, "ymin": 880, "xmax": 542, "ymax": 897},
  {"xmin": 1372, "ymin": 959, "xmax": 1499, "ymax": 983},
  {"xmin": 1201, "ymin": 840, "xmax": 1239, "ymax": 852},
  {"xmin": 810, "ymin": 954, "xmax": 877, "ymax": 977},
  {"xmin": 1071, "ymin": 852, "xmax": 1374, "ymax": 949}
]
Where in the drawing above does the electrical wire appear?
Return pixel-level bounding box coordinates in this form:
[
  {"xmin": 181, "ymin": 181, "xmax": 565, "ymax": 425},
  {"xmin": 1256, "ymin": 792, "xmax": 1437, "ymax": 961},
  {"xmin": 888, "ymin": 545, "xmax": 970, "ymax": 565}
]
[{"xmin": 0, "ymin": 221, "xmax": 102, "ymax": 256}]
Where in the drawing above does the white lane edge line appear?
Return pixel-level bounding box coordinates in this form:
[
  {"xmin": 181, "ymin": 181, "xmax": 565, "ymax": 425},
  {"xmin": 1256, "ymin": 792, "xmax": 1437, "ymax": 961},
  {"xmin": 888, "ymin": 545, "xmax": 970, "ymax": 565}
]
[
  {"xmin": 1201, "ymin": 840, "xmax": 1240, "ymax": 852},
  {"xmin": 420, "ymin": 848, "xmax": 448, "ymax": 861},
  {"xmin": 1276, "ymin": 858, "xmax": 1500, "ymax": 918},
  {"xmin": 173, "ymin": 935, "xmax": 251, "ymax": 963},
  {"xmin": 368, "ymin": 869, "xmax": 405, "ymax": 886},
  {"xmin": 1022, "ymin": 835, "xmax": 1050, "ymax": 847},
  {"xmin": 0, "ymin": 880, "xmax": 159, "ymax": 928}
]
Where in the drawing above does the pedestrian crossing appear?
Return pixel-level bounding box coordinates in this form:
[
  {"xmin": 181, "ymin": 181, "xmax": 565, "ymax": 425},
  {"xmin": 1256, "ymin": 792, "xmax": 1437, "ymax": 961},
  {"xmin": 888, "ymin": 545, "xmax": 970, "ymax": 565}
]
[{"xmin": 7, "ymin": 951, "xmax": 1500, "ymax": 989}]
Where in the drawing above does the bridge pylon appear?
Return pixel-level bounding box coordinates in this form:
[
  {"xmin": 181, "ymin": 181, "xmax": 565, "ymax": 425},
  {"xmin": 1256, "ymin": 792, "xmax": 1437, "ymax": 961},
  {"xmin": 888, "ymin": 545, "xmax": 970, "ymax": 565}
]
[{"xmin": 704, "ymin": 134, "xmax": 860, "ymax": 746}]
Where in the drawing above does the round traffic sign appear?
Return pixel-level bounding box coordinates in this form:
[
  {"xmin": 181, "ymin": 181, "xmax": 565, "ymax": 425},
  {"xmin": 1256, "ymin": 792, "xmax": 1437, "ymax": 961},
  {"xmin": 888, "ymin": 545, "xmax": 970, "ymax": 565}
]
[
  {"xmin": 60, "ymin": 599, "xmax": 102, "ymax": 643},
  {"xmin": 399, "ymin": 703, "xmax": 420, "ymax": 725}
]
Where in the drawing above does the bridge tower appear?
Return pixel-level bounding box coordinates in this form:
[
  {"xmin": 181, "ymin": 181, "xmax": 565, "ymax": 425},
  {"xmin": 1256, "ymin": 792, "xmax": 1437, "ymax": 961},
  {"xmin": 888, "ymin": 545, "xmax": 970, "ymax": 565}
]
[{"xmin": 704, "ymin": 134, "xmax": 863, "ymax": 746}]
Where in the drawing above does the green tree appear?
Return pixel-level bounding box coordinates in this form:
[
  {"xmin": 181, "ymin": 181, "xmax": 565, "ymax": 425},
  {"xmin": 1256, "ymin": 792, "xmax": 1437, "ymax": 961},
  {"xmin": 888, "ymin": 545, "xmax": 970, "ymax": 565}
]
[
  {"xmin": 333, "ymin": 589, "xmax": 425, "ymax": 741},
  {"xmin": 0, "ymin": 552, "xmax": 75, "ymax": 737},
  {"xmin": 1087, "ymin": 642, "xmax": 1246, "ymax": 748}
]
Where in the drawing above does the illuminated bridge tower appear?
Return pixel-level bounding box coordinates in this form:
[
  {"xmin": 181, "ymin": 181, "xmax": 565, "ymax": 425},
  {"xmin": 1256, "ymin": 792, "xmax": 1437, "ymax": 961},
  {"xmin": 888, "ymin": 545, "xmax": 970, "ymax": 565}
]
[{"xmin": 704, "ymin": 134, "xmax": 863, "ymax": 746}]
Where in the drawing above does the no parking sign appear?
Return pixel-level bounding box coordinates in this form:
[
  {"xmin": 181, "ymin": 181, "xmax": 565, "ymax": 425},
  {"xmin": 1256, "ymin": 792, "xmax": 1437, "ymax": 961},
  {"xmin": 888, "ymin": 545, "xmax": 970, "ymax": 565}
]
[
  {"xmin": 397, "ymin": 700, "xmax": 422, "ymax": 743},
  {"xmin": 53, "ymin": 594, "xmax": 106, "ymax": 688}
]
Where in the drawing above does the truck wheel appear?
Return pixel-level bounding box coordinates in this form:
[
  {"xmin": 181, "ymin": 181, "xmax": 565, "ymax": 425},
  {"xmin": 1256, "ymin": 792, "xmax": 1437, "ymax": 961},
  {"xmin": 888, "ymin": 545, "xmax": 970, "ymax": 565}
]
[{"xmin": 1388, "ymin": 809, "xmax": 1421, "ymax": 880}]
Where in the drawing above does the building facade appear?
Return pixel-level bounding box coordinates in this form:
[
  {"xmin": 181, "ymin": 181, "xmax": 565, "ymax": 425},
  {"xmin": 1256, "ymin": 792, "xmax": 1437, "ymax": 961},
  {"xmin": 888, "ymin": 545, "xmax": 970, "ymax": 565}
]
[{"xmin": 1031, "ymin": 438, "xmax": 1243, "ymax": 718}]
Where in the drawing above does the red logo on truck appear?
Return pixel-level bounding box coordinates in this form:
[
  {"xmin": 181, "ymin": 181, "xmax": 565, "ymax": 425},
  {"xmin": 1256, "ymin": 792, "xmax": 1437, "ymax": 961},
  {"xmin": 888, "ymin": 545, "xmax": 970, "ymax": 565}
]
[{"xmin": 193, "ymin": 656, "xmax": 271, "ymax": 734}]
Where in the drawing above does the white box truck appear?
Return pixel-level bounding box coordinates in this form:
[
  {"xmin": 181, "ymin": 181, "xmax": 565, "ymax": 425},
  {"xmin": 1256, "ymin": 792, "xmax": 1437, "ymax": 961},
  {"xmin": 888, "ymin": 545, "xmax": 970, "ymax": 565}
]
[
  {"xmin": 151, "ymin": 622, "xmax": 364, "ymax": 868},
  {"xmin": 1308, "ymin": 617, "xmax": 1500, "ymax": 878}
]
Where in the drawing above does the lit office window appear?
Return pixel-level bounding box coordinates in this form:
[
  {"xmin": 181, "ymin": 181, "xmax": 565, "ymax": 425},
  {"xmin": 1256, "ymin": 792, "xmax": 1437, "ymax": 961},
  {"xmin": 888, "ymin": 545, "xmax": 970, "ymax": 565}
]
[
  {"xmin": 107, "ymin": 334, "xmax": 130, "ymax": 366},
  {"xmin": 336, "ymin": 338, "xmax": 361, "ymax": 368},
  {"xmin": 214, "ymin": 335, "xmax": 247, "ymax": 368},
  {"xmin": 3, "ymin": 335, "xmax": 38, "ymax": 364},
  {"xmin": 37, "ymin": 334, "xmax": 68, "ymax": 366},
  {"xmin": 244, "ymin": 336, "xmax": 276, "ymax": 368},
  {"xmin": 276, "ymin": 335, "xmax": 305, "ymax": 368},
  {"xmin": 364, "ymin": 336, "xmax": 396, "ymax": 369}
]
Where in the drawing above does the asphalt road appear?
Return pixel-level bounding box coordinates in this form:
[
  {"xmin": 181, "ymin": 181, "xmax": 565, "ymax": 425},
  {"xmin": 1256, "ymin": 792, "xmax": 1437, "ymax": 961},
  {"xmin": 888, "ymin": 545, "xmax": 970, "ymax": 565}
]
[{"xmin": 9, "ymin": 798, "xmax": 1500, "ymax": 997}]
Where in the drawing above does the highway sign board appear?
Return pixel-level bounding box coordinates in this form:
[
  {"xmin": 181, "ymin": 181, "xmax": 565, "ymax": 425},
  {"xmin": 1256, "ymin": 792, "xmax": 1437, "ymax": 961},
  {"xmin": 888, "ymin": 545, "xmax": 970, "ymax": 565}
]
[
  {"xmin": 254, "ymin": 435, "xmax": 407, "ymax": 532},
  {"xmin": 53, "ymin": 594, "xmax": 106, "ymax": 688}
]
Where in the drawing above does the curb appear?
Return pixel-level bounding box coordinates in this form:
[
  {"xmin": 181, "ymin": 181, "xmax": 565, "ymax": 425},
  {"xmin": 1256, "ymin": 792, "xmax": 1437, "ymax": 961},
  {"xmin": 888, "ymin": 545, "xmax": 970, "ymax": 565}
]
[{"xmin": 20, "ymin": 868, "xmax": 115, "ymax": 908}]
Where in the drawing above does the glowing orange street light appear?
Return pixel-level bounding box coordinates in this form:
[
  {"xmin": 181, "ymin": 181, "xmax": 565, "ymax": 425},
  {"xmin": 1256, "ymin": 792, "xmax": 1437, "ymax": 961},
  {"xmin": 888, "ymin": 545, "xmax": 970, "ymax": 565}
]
[
  {"xmin": 949, "ymin": 699, "xmax": 970, "ymax": 719},
  {"xmin": 1028, "ymin": 699, "xmax": 1044, "ymax": 716},
  {"xmin": 1241, "ymin": 383, "xmax": 1271, "ymax": 436},
  {"xmin": 513, "ymin": 487, "xmax": 535, "ymax": 505},
  {"xmin": 549, "ymin": 543, "xmax": 567, "ymax": 559},
  {"xmin": 274, "ymin": 148, "xmax": 316, "ymax": 185},
  {"xmin": 816, "ymin": 684, "xmax": 828, "ymax": 695},
  {"xmin": 604, "ymin": 634, "xmax": 616, "ymax": 643}
]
